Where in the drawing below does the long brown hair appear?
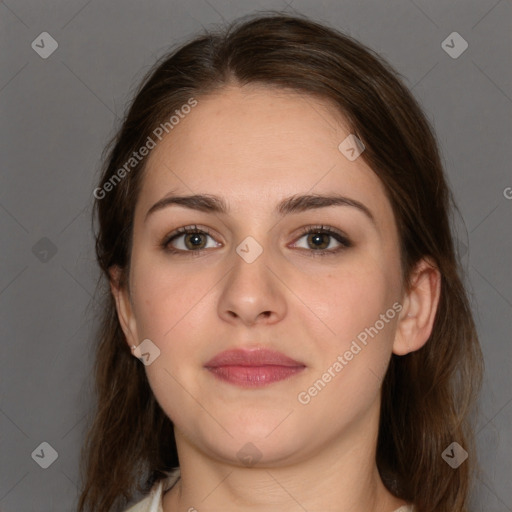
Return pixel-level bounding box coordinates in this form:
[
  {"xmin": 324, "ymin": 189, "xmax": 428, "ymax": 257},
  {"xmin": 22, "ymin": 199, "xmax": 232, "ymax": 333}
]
[{"xmin": 78, "ymin": 12, "xmax": 484, "ymax": 512}]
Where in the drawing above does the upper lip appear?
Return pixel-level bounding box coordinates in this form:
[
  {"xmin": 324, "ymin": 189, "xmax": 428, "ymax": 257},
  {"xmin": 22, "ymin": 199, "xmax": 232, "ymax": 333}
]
[{"xmin": 204, "ymin": 348, "xmax": 305, "ymax": 368}]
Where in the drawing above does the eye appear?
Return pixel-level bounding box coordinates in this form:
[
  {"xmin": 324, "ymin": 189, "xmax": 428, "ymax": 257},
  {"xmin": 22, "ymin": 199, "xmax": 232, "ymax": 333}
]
[
  {"xmin": 291, "ymin": 225, "xmax": 352, "ymax": 256},
  {"xmin": 160, "ymin": 224, "xmax": 352, "ymax": 257},
  {"xmin": 161, "ymin": 225, "xmax": 221, "ymax": 254}
]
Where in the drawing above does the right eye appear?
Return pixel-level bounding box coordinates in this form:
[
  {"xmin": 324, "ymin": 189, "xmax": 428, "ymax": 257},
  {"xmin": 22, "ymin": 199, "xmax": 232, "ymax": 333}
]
[{"xmin": 160, "ymin": 225, "xmax": 222, "ymax": 254}]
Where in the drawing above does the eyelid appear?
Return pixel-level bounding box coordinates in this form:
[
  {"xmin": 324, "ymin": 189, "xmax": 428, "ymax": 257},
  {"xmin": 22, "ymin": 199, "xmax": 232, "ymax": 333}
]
[{"xmin": 294, "ymin": 224, "xmax": 351, "ymax": 245}]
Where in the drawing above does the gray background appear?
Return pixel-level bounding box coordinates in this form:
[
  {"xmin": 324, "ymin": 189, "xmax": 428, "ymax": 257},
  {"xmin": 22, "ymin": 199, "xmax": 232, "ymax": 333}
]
[{"xmin": 0, "ymin": 0, "xmax": 511, "ymax": 511}]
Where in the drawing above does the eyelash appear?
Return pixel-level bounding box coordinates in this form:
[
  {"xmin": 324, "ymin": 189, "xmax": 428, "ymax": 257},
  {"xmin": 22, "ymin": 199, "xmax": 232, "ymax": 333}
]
[{"xmin": 160, "ymin": 224, "xmax": 352, "ymax": 257}]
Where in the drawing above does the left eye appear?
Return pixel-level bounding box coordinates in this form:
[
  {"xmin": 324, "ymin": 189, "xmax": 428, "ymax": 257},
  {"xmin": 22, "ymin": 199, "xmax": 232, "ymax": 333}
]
[{"xmin": 292, "ymin": 227, "xmax": 351, "ymax": 254}]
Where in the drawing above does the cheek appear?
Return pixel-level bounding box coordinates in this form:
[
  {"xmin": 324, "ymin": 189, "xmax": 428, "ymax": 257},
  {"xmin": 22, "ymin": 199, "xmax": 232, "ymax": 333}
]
[
  {"xmin": 299, "ymin": 255, "xmax": 399, "ymax": 392},
  {"xmin": 131, "ymin": 265, "xmax": 215, "ymax": 426},
  {"xmin": 131, "ymin": 260, "xmax": 215, "ymax": 342},
  {"xmin": 305, "ymin": 259, "xmax": 393, "ymax": 345}
]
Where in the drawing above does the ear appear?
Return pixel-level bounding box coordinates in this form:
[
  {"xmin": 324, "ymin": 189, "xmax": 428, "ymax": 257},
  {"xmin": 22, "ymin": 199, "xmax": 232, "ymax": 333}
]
[
  {"xmin": 393, "ymin": 257, "xmax": 441, "ymax": 356},
  {"xmin": 109, "ymin": 265, "xmax": 139, "ymax": 349}
]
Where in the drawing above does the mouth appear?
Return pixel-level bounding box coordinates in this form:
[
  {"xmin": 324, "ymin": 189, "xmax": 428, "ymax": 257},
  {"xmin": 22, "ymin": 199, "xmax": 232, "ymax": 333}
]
[{"xmin": 204, "ymin": 348, "xmax": 306, "ymax": 388}]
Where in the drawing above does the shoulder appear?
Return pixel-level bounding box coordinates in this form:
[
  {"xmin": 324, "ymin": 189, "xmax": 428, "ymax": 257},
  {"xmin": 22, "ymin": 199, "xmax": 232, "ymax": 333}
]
[{"xmin": 122, "ymin": 468, "xmax": 181, "ymax": 512}]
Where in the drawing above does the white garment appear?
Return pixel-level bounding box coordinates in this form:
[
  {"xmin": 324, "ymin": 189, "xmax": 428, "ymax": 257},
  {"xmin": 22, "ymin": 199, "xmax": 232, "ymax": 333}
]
[
  {"xmin": 123, "ymin": 468, "xmax": 415, "ymax": 512},
  {"xmin": 123, "ymin": 468, "xmax": 180, "ymax": 512}
]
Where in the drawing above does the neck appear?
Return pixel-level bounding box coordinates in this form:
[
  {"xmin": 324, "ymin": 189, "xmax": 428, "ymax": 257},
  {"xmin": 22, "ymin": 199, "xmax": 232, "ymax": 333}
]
[{"xmin": 163, "ymin": 398, "xmax": 408, "ymax": 512}]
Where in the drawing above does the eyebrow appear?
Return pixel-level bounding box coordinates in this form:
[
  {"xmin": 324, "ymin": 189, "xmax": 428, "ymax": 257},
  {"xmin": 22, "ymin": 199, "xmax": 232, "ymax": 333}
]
[{"xmin": 144, "ymin": 191, "xmax": 376, "ymax": 226}]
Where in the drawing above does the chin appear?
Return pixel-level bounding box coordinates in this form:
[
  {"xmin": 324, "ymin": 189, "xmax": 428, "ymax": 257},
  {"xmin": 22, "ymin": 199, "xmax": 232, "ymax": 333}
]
[{"xmin": 219, "ymin": 437, "xmax": 306, "ymax": 468}]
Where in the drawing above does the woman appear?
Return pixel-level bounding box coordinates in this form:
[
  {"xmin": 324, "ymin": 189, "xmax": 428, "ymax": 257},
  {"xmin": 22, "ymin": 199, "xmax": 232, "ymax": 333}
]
[{"xmin": 78, "ymin": 12, "xmax": 483, "ymax": 512}]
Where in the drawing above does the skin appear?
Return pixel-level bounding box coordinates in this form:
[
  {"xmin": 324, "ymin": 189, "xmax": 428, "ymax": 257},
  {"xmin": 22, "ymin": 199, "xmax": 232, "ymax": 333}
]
[{"xmin": 110, "ymin": 84, "xmax": 441, "ymax": 512}]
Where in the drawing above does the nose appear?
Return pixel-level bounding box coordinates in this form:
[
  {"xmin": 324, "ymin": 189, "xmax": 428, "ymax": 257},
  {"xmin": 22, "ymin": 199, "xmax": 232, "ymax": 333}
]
[{"xmin": 217, "ymin": 244, "xmax": 287, "ymax": 327}]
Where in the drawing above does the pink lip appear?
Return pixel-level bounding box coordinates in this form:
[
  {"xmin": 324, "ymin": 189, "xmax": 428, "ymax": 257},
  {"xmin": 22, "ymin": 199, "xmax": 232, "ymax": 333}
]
[{"xmin": 204, "ymin": 348, "xmax": 306, "ymax": 388}]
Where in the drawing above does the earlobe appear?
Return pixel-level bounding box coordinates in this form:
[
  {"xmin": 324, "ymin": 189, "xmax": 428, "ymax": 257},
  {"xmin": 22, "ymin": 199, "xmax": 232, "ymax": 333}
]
[
  {"xmin": 108, "ymin": 266, "xmax": 139, "ymax": 349},
  {"xmin": 393, "ymin": 257, "xmax": 441, "ymax": 356}
]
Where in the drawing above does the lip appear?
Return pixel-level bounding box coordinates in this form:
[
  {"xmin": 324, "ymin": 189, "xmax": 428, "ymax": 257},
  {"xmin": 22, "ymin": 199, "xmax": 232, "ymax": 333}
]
[{"xmin": 204, "ymin": 348, "xmax": 306, "ymax": 388}]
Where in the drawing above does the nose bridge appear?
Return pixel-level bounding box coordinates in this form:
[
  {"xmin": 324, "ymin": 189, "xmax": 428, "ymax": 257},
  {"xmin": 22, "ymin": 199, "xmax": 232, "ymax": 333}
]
[{"xmin": 217, "ymin": 233, "xmax": 285, "ymax": 325}]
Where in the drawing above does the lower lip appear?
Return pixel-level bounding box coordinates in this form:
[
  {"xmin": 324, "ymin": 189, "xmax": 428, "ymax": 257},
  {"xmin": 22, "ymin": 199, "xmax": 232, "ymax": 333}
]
[{"xmin": 206, "ymin": 365, "xmax": 305, "ymax": 387}]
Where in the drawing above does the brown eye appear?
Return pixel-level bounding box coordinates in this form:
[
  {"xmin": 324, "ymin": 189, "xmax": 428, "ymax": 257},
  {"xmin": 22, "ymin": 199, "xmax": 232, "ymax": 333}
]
[
  {"xmin": 306, "ymin": 232, "xmax": 331, "ymax": 250},
  {"xmin": 161, "ymin": 225, "xmax": 221, "ymax": 254},
  {"xmin": 293, "ymin": 225, "xmax": 352, "ymax": 256},
  {"xmin": 182, "ymin": 232, "xmax": 208, "ymax": 250}
]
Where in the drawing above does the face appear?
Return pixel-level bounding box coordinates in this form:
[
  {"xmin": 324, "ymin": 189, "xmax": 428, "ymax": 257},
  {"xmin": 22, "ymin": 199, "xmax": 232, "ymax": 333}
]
[{"xmin": 113, "ymin": 84, "xmax": 407, "ymax": 466}]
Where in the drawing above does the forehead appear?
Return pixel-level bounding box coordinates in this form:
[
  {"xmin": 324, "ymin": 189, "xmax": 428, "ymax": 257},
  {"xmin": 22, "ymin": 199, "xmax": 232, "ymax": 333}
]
[{"xmin": 137, "ymin": 85, "xmax": 394, "ymax": 230}]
